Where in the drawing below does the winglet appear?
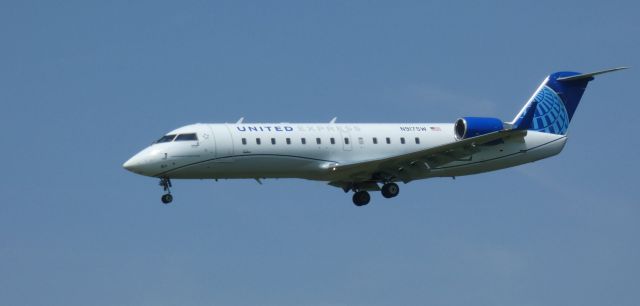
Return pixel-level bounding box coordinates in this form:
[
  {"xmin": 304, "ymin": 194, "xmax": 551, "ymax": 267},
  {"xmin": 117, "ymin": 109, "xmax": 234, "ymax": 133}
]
[
  {"xmin": 556, "ymin": 67, "xmax": 629, "ymax": 82},
  {"xmin": 329, "ymin": 117, "xmax": 337, "ymax": 124}
]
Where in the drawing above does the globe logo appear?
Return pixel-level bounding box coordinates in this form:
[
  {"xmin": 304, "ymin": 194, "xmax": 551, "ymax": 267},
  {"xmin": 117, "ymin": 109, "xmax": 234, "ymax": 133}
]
[{"xmin": 531, "ymin": 86, "xmax": 569, "ymax": 135}]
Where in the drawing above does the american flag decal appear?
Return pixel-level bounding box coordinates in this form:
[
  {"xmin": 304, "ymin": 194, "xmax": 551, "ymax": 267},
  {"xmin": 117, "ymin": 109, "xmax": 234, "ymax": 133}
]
[{"xmin": 430, "ymin": 126, "xmax": 441, "ymax": 131}]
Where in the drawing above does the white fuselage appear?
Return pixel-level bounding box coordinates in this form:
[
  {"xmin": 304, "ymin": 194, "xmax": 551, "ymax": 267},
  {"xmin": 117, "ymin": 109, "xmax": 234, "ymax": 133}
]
[{"xmin": 123, "ymin": 123, "xmax": 567, "ymax": 182}]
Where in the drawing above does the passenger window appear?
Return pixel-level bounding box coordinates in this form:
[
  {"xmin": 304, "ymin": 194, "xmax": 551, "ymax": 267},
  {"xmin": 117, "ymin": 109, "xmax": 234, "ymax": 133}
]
[
  {"xmin": 400, "ymin": 137, "xmax": 405, "ymax": 144},
  {"xmin": 316, "ymin": 138, "xmax": 321, "ymax": 144},
  {"xmin": 175, "ymin": 133, "xmax": 198, "ymax": 141},
  {"xmin": 301, "ymin": 138, "xmax": 306, "ymax": 145},
  {"xmin": 242, "ymin": 138, "xmax": 247, "ymax": 145},
  {"xmin": 156, "ymin": 134, "xmax": 176, "ymax": 143},
  {"xmin": 286, "ymin": 138, "xmax": 291, "ymax": 145},
  {"xmin": 330, "ymin": 138, "xmax": 335, "ymax": 145},
  {"xmin": 256, "ymin": 138, "xmax": 261, "ymax": 145},
  {"xmin": 415, "ymin": 137, "xmax": 420, "ymax": 144},
  {"xmin": 344, "ymin": 138, "xmax": 350, "ymax": 145},
  {"xmin": 271, "ymin": 138, "xmax": 276, "ymax": 145},
  {"xmin": 386, "ymin": 137, "xmax": 391, "ymax": 144},
  {"xmin": 373, "ymin": 137, "xmax": 378, "ymax": 144}
]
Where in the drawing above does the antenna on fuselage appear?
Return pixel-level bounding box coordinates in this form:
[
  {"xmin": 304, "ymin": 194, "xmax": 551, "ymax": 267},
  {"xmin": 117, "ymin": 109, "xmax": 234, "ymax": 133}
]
[
  {"xmin": 236, "ymin": 117, "xmax": 244, "ymax": 124},
  {"xmin": 329, "ymin": 117, "xmax": 337, "ymax": 124}
]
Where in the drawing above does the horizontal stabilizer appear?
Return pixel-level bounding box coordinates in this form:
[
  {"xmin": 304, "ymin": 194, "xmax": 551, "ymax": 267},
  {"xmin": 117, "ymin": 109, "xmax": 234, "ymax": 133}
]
[{"xmin": 557, "ymin": 67, "xmax": 629, "ymax": 82}]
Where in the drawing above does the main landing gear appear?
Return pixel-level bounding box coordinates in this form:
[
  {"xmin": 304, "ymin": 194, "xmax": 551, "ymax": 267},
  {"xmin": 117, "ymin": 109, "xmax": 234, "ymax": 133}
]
[
  {"xmin": 159, "ymin": 177, "xmax": 173, "ymax": 204},
  {"xmin": 351, "ymin": 182, "xmax": 400, "ymax": 206},
  {"xmin": 381, "ymin": 182, "xmax": 399, "ymax": 198},
  {"xmin": 352, "ymin": 190, "xmax": 370, "ymax": 206}
]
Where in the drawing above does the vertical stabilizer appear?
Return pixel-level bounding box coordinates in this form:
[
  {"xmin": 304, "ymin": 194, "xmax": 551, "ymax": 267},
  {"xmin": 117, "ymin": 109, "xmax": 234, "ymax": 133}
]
[{"xmin": 511, "ymin": 67, "xmax": 627, "ymax": 135}]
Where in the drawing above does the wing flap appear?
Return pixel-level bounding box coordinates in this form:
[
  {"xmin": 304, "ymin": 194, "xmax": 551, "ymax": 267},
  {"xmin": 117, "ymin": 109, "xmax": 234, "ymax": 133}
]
[{"xmin": 331, "ymin": 129, "xmax": 526, "ymax": 180}]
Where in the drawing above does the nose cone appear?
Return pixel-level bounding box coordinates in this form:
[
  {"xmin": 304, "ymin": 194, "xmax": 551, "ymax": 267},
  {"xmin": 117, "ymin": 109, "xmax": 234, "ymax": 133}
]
[
  {"xmin": 123, "ymin": 150, "xmax": 155, "ymax": 176},
  {"xmin": 123, "ymin": 146, "xmax": 163, "ymax": 176},
  {"xmin": 123, "ymin": 155, "xmax": 144, "ymax": 174}
]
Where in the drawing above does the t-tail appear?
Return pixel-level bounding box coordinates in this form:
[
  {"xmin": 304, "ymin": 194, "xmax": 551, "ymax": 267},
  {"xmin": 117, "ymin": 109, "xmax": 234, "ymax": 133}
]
[{"xmin": 511, "ymin": 67, "xmax": 628, "ymax": 135}]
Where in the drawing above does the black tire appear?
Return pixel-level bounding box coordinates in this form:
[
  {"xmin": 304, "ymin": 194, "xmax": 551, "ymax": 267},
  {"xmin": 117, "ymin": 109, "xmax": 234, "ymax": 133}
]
[
  {"xmin": 161, "ymin": 194, "xmax": 173, "ymax": 204},
  {"xmin": 381, "ymin": 183, "xmax": 400, "ymax": 198},
  {"xmin": 352, "ymin": 191, "xmax": 371, "ymax": 206}
]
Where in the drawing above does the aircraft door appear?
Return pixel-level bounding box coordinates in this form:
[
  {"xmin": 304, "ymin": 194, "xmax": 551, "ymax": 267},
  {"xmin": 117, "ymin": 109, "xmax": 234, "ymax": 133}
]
[{"xmin": 210, "ymin": 124, "xmax": 234, "ymax": 158}]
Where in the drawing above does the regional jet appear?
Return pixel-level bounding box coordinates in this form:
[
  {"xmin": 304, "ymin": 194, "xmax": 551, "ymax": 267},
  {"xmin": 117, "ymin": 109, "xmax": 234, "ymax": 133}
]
[{"xmin": 123, "ymin": 68, "xmax": 627, "ymax": 206}]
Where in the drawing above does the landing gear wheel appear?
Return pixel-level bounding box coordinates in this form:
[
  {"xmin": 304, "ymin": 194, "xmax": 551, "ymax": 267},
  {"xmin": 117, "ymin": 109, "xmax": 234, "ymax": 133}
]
[
  {"xmin": 381, "ymin": 183, "xmax": 400, "ymax": 198},
  {"xmin": 161, "ymin": 194, "xmax": 173, "ymax": 204},
  {"xmin": 159, "ymin": 178, "xmax": 173, "ymax": 204},
  {"xmin": 352, "ymin": 191, "xmax": 371, "ymax": 206}
]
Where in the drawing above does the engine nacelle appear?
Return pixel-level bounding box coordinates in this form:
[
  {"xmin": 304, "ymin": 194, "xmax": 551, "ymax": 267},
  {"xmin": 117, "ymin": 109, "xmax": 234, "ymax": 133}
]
[{"xmin": 454, "ymin": 117, "xmax": 504, "ymax": 140}]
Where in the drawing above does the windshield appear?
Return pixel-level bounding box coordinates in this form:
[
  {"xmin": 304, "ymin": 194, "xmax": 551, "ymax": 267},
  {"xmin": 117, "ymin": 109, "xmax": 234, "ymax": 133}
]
[
  {"xmin": 175, "ymin": 133, "xmax": 198, "ymax": 141},
  {"xmin": 155, "ymin": 134, "xmax": 176, "ymax": 143}
]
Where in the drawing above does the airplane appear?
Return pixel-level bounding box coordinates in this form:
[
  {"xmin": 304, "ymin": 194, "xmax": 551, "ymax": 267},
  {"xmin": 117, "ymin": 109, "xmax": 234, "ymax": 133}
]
[{"xmin": 123, "ymin": 67, "xmax": 627, "ymax": 206}]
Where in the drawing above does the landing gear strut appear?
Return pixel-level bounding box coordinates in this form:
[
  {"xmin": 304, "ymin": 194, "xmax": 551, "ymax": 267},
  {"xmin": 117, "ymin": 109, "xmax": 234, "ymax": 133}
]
[
  {"xmin": 352, "ymin": 190, "xmax": 370, "ymax": 206},
  {"xmin": 159, "ymin": 177, "xmax": 173, "ymax": 204}
]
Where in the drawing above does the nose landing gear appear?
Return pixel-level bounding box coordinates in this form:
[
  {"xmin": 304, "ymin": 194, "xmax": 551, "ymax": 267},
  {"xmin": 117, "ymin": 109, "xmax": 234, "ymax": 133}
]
[
  {"xmin": 159, "ymin": 178, "xmax": 173, "ymax": 204},
  {"xmin": 161, "ymin": 193, "xmax": 173, "ymax": 204}
]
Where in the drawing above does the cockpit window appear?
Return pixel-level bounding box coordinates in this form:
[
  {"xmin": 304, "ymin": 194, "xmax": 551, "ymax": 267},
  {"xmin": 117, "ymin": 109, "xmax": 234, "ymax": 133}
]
[
  {"xmin": 175, "ymin": 133, "xmax": 198, "ymax": 141},
  {"xmin": 156, "ymin": 134, "xmax": 176, "ymax": 143}
]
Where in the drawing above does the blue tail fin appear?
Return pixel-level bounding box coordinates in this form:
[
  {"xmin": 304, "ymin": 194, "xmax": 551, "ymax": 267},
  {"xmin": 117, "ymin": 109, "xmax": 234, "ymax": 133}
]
[{"xmin": 511, "ymin": 67, "xmax": 627, "ymax": 135}]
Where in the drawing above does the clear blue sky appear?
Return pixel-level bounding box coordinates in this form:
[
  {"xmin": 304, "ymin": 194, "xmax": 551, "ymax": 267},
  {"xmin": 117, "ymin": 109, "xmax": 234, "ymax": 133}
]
[{"xmin": 1, "ymin": 1, "xmax": 638, "ymax": 305}]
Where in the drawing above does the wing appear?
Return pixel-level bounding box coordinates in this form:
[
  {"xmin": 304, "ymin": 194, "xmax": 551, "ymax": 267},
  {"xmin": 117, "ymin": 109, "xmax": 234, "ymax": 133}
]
[{"xmin": 328, "ymin": 129, "xmax": 526, "ymax": 187}]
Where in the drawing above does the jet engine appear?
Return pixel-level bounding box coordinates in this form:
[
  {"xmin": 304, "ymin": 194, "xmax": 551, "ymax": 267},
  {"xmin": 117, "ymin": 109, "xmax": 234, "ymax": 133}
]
[{"xmin": 454, "ymin": 117, "xmax": 504, "ymax": 140}]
